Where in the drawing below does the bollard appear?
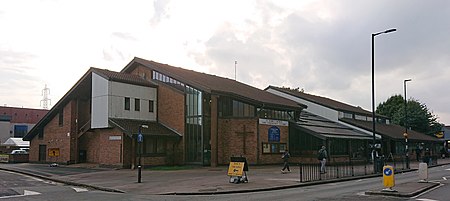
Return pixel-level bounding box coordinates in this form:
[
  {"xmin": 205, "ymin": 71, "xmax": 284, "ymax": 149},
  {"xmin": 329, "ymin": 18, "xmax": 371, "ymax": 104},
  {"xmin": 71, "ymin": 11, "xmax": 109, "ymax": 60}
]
[
  {"xmin": 418, "ymin": 162, "xmax": 428, "ymax": 182},
  {"xmin": 382, "ymin": 165, "xmax": 397, "ymax": 192}
]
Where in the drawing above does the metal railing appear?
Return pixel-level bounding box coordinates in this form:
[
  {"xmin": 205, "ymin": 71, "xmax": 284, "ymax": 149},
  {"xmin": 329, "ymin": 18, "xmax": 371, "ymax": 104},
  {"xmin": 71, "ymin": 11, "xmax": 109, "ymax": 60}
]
[{"xmin": 298, "ymin": 155, "xmax": 438, "ymax": 183}]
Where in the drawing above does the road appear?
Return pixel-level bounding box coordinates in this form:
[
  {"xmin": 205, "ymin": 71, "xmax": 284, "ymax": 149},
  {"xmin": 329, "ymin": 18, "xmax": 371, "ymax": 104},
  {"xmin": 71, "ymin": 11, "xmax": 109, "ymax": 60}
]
[{"xmin": 1, "ymin": 165, "xmax": 450, "ymax": 201}]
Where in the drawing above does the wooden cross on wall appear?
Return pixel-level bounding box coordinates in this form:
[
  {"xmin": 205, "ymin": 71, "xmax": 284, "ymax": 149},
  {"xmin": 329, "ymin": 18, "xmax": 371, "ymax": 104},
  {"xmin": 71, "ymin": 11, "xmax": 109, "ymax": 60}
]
[{"xmin": 235, "ymin": 125, "xmax": 253, "ymax": 155}]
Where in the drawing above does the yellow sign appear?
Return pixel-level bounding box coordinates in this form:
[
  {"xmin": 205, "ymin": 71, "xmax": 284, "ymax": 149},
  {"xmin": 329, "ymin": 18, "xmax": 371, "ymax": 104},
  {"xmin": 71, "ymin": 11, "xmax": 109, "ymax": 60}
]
[
  {"xmin": 0, "ymin": 154, "xmax": 9, "ymax": 163},
  {"xmin": 436, "ymin": 131, "xmax": 444, "ymax": 138},
  {"xmin": 227, "ymin": 162, "xmax": 244, "ymax": 176},
  {"xmin": 48, "ymin": 148, "xmax": 60, "ymax": 157},
  {"xmin": 383, "ymin": 165, "xmax": 395, "ymax": 188}
]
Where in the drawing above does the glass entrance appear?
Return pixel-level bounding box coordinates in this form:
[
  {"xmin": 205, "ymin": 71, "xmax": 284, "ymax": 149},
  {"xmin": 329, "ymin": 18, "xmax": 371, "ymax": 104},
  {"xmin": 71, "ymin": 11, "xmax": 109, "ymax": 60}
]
[{"xmin": 185, "ymin": 86, "xmax": 203, "ymax": 164}]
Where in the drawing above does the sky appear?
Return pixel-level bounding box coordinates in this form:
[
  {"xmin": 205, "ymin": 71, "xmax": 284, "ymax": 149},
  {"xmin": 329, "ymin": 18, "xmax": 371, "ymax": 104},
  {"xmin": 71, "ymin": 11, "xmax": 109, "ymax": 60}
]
[{"xmin": 1, "ymin": 0, "xmax": 449, "ymax": 125}]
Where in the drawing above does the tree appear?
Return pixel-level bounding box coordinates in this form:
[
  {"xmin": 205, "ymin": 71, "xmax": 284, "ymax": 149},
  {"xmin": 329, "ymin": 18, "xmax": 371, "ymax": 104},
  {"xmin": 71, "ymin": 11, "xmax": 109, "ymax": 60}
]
[{"xmin": 377, "ymin": 95, "xmax": 442, "ymax": 136}]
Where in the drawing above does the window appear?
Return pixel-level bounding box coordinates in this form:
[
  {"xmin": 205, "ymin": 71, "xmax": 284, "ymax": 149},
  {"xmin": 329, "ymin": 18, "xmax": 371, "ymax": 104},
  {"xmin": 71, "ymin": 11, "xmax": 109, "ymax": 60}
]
[
  {"xmin": 262, "ymin": 142, "xmax": 287, "ymax": 154},
  {"xmin": 124, "ymin": 97, "xmax": 130, "ymax": 110},
  {"xmin": 330, "ymin": 139, "xmax": 349, "ymax": 155},
  {"xmin": 135, "ymin": 99, "xmax": 140, "ymax": 111},
  {"xmin": 58, "ymin": 108, "xmax": 64, "ymax": 126},
  {"xmin": 14, "ymin": 125, "xmax": 28, "ymax": 138},
  {"xmin": 218, "ymin": 97, "xmax": 255, "ymax": 118},
  {"xmin": 143, "ymin": 137, "xmax": 166, "ymax": 154},
  {"xmin": 257, "ymin": 108, "xmax": 293, "ymax": 120},
  {"xmin": 149, "ymin": 100, "xmax": 154, "ymax": 112}
]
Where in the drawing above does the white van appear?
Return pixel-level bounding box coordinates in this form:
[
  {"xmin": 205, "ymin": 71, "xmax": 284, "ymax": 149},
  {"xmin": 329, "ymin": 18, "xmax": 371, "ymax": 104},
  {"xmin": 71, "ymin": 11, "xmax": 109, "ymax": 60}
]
[{"xmin": 10, "ymin": 150, "xmax": 27, "ymax": 154}]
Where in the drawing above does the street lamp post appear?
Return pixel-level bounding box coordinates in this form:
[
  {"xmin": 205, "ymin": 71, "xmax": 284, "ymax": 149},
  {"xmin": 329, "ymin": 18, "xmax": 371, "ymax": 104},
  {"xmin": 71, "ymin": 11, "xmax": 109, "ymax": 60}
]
[
  {"xmin": 137, "ymin": 124, "xmax": 148, "ymax": 183},
  {"xmin": 404, "ymin": 79, "xmax": 412, "ymax": 169},
  {"xmin": 372, "ymin": 28, "xmax": 396, "ymax": 173}
]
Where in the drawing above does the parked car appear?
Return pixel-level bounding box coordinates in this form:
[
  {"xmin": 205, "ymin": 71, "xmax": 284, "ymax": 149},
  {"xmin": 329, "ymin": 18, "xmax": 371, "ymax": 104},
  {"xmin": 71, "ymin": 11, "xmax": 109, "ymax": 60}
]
[{"xmin": 10, "ymin": 150, "xmax": 27, "ymax": 154}]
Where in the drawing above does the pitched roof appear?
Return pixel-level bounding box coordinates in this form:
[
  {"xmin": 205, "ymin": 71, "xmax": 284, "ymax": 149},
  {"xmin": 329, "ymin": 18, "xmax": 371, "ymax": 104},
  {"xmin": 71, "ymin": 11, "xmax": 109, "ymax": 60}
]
[
  {"xmin": 92, "ymin": 68, "xmax": 157, "ymax": 87},
  {"xmin": 340, "ymin": 118, "xmax": 439, "ymax": 142},
  {"xmin": 293, "ymin": 111, "xmax": 373, "ymax": 140},
  {"xmin": 24, "ymin": 68, "xmax": 156, "ymax": 141},
  {"xmin": 2, "ymin": 138, "xmax": 29, "ymax": 147},
  {"xmin": 121, "ymin": 57, "xmax": 306, "ymax": 110},
  {"xmin": 266, "ymin": 86, "xmax": 386, "ymax": 117},
  {"xmin": 109, "ymin": 118, "xmax": 181, "ymax": 137}
]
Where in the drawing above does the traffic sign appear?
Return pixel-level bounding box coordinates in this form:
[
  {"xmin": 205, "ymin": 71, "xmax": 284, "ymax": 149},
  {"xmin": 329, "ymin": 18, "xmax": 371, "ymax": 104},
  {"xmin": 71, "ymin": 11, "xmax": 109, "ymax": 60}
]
[
  {"xmin": 383, "ymin": 165, "xmax": 395, "ymax": 188},
  {"xmin": 137, "ymin": 133, "xmax": 143, "ymax": 143}
]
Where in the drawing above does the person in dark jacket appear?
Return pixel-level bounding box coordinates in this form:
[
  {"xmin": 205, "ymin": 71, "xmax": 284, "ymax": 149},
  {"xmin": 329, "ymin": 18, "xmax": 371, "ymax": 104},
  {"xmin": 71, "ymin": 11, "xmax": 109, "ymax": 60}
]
[
  {"xmin": 281, "ymin": 149, "xmax": 291, "ymax": 173},
  {"xmin": 318, "ymin": 146, "xmax": 328, "ymax": 174}
]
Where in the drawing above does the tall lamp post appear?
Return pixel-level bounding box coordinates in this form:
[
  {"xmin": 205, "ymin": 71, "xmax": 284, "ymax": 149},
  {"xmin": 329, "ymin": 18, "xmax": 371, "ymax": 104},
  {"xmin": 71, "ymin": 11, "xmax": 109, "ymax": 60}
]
[
  {"xmin": 404, "ymin": 79, "xmax": 412, "ymax": 169},
  {"xmin": 372, "ymin": 28, "xmax": 396, "ymax": 172},
  {"xmin": 137, "ymin": 124, "xmax": 148, "ymax": 183}
]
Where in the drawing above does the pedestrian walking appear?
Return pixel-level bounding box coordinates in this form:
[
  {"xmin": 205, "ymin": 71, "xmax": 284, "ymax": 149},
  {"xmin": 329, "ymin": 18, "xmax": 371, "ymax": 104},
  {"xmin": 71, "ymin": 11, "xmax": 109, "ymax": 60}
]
[
  {"xmin": 318, "ymin": 145, "xmax": 327, "ymax": 174},
  {"xmin": 415, "ymin": 145, "xmax": 422, "ymax": 162},
  {"xmin": 281, "ymin": 149, "xmax": 290, "ymax": 173}
]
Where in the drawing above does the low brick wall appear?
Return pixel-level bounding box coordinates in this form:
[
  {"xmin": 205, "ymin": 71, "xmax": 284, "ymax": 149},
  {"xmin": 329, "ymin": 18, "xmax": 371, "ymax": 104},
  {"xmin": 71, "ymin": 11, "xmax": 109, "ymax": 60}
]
[{"xmin": 8, "ymin": 154, "xmax": 29, "ymax": 163}]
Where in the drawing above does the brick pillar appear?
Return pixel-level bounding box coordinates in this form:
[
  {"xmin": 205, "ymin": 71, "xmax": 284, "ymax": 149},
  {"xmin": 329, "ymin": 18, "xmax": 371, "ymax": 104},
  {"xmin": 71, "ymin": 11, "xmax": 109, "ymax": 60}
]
[{"xmin": 210, "ymin": 95, "xmax": 218, "ymax": 167}]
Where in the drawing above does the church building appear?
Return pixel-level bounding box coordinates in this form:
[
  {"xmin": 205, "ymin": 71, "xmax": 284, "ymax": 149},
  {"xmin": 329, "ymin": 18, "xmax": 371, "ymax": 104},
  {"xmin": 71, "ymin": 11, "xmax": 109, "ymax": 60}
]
[{"xmin": 24, "ymin": 57, "xmax": 306, "ymax": 167}]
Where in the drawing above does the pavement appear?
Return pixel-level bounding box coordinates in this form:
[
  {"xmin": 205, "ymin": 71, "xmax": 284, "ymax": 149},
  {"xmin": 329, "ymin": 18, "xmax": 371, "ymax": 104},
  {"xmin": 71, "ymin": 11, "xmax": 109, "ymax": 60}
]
[{"xmin": 1, "ymin": 159, "xmax": 450, "ymax": 197}]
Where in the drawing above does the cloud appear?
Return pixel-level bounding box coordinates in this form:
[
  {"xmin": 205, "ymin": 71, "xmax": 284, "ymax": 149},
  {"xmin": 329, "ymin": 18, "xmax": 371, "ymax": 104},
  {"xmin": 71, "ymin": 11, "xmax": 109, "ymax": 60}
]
[
  {"xmin": 150, "ymin": 0, "xmax": 172, "ymax": 25},
  {"xmin": 189, "ymin": 0, "xmax": 450, "ymax": 124},
  {"xmin": 112, "ymin": 32, "xmax": 137, "ymax": 41}
]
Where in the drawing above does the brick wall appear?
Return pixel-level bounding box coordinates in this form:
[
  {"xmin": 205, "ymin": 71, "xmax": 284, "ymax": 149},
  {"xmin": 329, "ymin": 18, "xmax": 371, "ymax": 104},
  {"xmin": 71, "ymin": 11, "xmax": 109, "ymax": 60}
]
[
  {"xmin": 217, "ymin": 118, "xmax": 258, "ymax": 165},
  {"xmin": 258, "ymin": 124, "xmax": 289, "ymax": 164},
  {"xmin": 79, "ymin": 128, "xmax": 126, "ymax": 167},
  {"xmin": 157, "ymin": 84, "xmax": 185, "ymax": 164},
  {"xmin": 157, "ymin": 84, "xmax": 185, "ymax": 135},
  {"xmin": 130, "ymin": 65, "xmax": 186, "ymax": 165},
  {"xmin": 33, "ymin": 102, "xmax": 74, "ymax": 164}
]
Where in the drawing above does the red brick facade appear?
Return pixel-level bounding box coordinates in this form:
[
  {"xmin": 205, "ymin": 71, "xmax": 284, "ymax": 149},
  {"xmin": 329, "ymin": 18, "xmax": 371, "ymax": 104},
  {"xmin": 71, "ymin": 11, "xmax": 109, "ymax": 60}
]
[
  {"xmin": 29, "ymin": 101, "xmax": 74, "ymax": 163},
  {"xmin": 217, "ymin": 118, "xmax": 257, "ymax": 165},
  {"xmin": 258, "ymin": 123, "xmax": 289, "ymax": 164},
  {"xmin": 156, "ymin": 84, "xmax": 185, "ymax": 136},
  {"xmin": 78, "ymin": 129, "xmax": 125, "ymax": 167},
  {"xmin": 217, "ymin": 118, "xmax": 291, "ymax": 165}
]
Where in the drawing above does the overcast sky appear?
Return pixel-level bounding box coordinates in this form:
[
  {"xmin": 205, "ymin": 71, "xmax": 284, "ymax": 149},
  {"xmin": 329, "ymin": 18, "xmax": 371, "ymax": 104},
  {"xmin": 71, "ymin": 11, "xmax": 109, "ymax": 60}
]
[{"xmin": 1, "ymin": 0, "xmax": 449, "ymax": 125}]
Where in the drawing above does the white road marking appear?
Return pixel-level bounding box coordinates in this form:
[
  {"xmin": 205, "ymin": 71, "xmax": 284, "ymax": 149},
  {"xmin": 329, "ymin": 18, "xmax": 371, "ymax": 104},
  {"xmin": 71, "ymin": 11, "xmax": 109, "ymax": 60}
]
[
  {"xmin": 72, "ymin": 187, "xmax": 89, "ymax": 192},
  {"xmin": 416, "ymin": 199, "xmax": 439, "ymax": 201},
  {"xmin": 412, "ymin": 183, "xmax": 444, "ymax": 199},
  {"xmin": 24, "ymin": 190, "xmax": 41, "ymax": 196},
  {"xmin": 443, "ymin": 177, "xmax": 447, "ymax": 181},
  {"xmin": 0, "ymin": 190, "xmax": 41, "ymax": 199}
]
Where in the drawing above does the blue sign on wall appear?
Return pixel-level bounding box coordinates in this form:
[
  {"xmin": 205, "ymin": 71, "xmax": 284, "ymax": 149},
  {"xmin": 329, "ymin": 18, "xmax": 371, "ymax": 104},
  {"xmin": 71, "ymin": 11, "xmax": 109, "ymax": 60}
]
[
  {"xmin": 137, "ymin": 133, "xmax": 143, "ymax": 143},
  {"xmin": 268, "ymin": 126, "xmax": 280, "ymax": 142}
]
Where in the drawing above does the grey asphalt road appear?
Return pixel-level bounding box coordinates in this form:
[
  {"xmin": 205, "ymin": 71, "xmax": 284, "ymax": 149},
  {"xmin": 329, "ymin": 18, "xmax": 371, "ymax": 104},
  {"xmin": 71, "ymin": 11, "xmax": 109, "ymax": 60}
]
[{"xmin": 2, "ymin": 165, "xmax": 450, "ymax": 201}]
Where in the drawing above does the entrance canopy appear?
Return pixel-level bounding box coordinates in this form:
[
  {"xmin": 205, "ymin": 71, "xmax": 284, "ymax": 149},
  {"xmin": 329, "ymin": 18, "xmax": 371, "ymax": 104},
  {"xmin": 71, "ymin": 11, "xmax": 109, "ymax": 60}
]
[
  {"xmin": 293, "ymin": 112, "xmax": 373, "ymax": 140},
  {"xmin": 109, "ymin": 118, "xmax": 181, "ymax": 138}
]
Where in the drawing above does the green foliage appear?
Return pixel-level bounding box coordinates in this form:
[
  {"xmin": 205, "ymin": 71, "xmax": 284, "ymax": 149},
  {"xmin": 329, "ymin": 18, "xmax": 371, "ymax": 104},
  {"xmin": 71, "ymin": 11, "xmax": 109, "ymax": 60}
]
[{"xmin": 376, "ymin": 95, "xmax": 443, "ymax": 136}]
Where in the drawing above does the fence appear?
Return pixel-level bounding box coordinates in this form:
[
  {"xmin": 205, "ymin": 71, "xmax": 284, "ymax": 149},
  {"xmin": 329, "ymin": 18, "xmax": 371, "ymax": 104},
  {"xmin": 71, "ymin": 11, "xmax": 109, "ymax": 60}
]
[{"xmin": 298, "ymin": 155, "xmax": 438, "ymax": 183}]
